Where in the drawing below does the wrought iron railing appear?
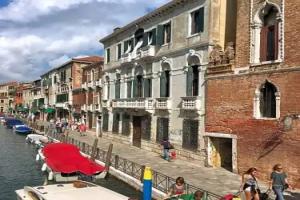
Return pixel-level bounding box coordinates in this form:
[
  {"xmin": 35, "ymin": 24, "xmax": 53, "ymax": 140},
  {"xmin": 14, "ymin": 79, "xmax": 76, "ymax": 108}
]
[{"xmin": 42, "ymin": 125, "xmax": 221, "ymax": 200}]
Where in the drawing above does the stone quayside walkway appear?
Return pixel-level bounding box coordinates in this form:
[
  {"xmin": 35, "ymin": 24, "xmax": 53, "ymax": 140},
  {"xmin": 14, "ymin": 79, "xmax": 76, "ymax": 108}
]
[
  {"xmin": 57, "ymin": 130, "xmax": 242, "ymax": 196},
  {"xmin": 33, "ymin": 121, "xmax": 282, "ymax": 199}
]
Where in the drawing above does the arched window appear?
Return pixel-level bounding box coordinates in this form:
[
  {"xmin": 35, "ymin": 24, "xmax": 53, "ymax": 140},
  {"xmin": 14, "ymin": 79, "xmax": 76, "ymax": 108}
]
[
  {"xmin": 115, "ymin": 74, "xmax": 121, "ymax": 99},
  {"xmin": 186, "ymin": 55, "xmax": 200, "ymax": 96},
  {"xmin": 260, "ymin": 6, "xmax": 278, "ymax": 62},
  {"xmin": 252, "ymin": 3, "xmax": 282, "ymax": 63},
  {"xmin": 254, "ymin": 80, "xmax": 280, "ymax": 119},
  {"xmin": 105, "ymin": 76, "xmax": 110, "ymax": 99},
  {"xmin": 160, "ymin": 62, "xmax": 171, "ymax": 98}
]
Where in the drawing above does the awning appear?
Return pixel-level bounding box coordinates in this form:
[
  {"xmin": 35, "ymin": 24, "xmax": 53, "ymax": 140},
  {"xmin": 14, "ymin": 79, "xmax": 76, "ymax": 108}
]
[{"xmin": 44, "ymin": 108, "xmax": 55, "ymax": 114}]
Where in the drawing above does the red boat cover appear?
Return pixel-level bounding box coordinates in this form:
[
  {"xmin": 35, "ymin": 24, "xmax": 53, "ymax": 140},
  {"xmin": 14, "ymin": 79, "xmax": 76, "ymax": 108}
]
[{"xmin": 42, "ymin": 143, "xmax": 105, "ymax": 175}]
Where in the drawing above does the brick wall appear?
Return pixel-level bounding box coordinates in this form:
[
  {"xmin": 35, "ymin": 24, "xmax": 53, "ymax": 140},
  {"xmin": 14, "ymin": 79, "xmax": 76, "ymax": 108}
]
[{"xmin": 206, "ymin": 70, "xmax": 300, "ymax": 187}]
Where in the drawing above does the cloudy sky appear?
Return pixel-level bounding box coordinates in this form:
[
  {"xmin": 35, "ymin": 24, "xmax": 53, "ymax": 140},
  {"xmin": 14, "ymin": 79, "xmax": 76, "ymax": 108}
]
[{"xmin": 0, "ymin": 0, "xmax": 170, "ymax": 82}]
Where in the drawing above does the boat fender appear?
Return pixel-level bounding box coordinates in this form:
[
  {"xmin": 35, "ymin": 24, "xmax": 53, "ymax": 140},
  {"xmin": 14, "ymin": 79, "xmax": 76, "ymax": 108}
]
[
  {"xmin": 41, "ymin": 163, "xmax": 48, "ymax": 172},
  {"xmin": 48, "ymin": 171, "xmax": 54, "ymax": 181},
  {"xmin": 36, "ymin": 154, "xmax": 40, "ymax": 161}
]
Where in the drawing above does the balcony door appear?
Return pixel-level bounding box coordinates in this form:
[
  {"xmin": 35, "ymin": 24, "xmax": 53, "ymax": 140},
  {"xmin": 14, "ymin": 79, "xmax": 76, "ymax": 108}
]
[{"xmin": 132, "ymin": 116, "xmax": 142, "ymax": 148}]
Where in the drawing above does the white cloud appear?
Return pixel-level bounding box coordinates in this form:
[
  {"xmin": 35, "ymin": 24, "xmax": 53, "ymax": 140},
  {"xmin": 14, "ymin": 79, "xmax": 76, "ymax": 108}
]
[{"xmin": 0, "ymin": 0, "xmax": 171, "ymax": 81}]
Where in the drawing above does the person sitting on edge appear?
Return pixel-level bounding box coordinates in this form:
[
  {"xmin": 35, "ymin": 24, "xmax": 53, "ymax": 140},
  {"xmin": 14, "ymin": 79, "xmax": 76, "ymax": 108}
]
[{"xmin": 167, "ymin": 177, "xmax": 186, "ymax": 197}]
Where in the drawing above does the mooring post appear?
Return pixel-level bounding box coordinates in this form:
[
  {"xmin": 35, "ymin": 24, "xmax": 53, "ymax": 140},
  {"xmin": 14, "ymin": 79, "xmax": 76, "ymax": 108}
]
[{"xmin": 143, "ymin": 166, "xmax": 152, "ymax": 200}]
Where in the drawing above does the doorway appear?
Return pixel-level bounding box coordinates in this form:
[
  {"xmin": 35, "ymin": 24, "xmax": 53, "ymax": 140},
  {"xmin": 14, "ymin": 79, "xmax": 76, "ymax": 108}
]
[
  {"xmin": 132, "ymin": 116, "xmax": 142, "ymax": 148},
  {"xmin": 88, "ymin": 112, "xmax": 93, "ymax": 129},
  {"xmin": 209, "ymin": 137, "xmax": 233, "ymax": 171}
]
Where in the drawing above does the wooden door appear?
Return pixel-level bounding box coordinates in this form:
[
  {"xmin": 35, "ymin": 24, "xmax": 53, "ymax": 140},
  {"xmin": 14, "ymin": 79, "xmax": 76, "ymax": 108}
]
[{"xmin": 132, "ymin": 116, "xmax": 142, "ymax": 148}]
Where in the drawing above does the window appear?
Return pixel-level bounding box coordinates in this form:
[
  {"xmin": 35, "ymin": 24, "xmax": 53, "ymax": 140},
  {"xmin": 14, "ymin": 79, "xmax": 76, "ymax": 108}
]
[
  {"xmin": 54, "ymin": 75, "xmax": 57, "ymax": 84},
  {"xmin": 260, "ymin": 81, "xmax": 277, "ymax": 118},
  {"xmin": 127, "ymin": 81, "xmax": 132, "ymax": 98},
  {"xmin": 260, "ymin": 6, "xmax": 278, "ymax": 62},
  {"xmin": 124, "ymin": 39, "xmax": 133, "ymax": 54},
  {"xmin": 141, "ymin": 115, "xmax": 151, "ymax": 140},
  {"xmin": 102, "ymin": 112, "xmax": 109, "ymax": 131},
  {"xmin": 186, "ymin": 65, "xmax": 199, "ymax": 96},
  {"xmin": 143, "ymin": 78, "xmax": 152, "ymax": 98},
  {"xmin": 122, "ymin": 113, "xmax": 130, "ymax": 135},
  {"xmin": 117, "ymin": 43, "xmax": 122, "ymax": 60},
  {"xmin": 160, "ymin": 71, "xmax": 170, "ymax": 97},
  {"xmin": 106, "ymin": 48, "xmax": 110, "ymax": 63},
  {"xmin": 115, "ymin": 76, "xmax": 121, "ymax": 99},
  {"xmin": 133, "ymin": 75, "xmax": 143, "ymax": 98},
  {"xmin": 156, "ymin": 118, "xmax": 169, "ymax": 143},
  {"xmin": 190, "ymin": 7, "xmax": 204, "ymax": 35},
  {"xmin": 163, "ymin": 22, "xmax": 171, "ymax": 44},
  {"xmin": 0, "ymin": 100, "xmax": 4, "ymax": 103},
  {"xmin": 182, "ymin": 119, "xmax": 198, "ymax": 151},
  {"xmin": 112, "ymin": 113, "xmax": 120, "ymax": 134}
]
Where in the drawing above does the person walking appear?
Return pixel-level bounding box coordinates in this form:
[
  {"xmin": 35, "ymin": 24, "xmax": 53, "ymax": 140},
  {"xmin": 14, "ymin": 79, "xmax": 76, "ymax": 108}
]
[
  {"xmin": 240, "ymin": 167, "xmax": 260, "ymax": 200},
  {"xmin": 269, "ymin": 164, "xmax": 291, "ymax": 200},
  {"xmin": 160, "ymin": 138, "xmax": 172, "ymax": 161}
]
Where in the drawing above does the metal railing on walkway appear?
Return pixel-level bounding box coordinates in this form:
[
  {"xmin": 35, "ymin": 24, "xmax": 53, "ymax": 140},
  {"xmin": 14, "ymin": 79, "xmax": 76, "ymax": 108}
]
[{"xmin": 31, "ymin": 121, "xmax": 222, "ymax": 200}]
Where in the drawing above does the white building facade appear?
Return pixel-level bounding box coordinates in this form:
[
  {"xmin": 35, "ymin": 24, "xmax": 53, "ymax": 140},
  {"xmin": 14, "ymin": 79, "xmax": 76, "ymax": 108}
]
[{"xmin": 100, "ymin": 0, "xmax": 235, "ymax": 161}]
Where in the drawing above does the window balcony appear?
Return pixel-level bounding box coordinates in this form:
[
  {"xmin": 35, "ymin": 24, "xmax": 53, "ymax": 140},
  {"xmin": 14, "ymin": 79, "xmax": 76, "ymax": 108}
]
[
  {"xmin": 155, "ymin": 97, "xmax": 172, "ymax": 110},
  {"xmin": 181, "ymin": 96, "xmax": 202, "ymax": 110},
  {"xmin": 140, "ymin": 45, "xmax": 156, "ymax": 59},
  {"xmin": 87, "ymin": 81, "xmax": 94, "ymax": 88},
  {"xmin": 112, "ymin": 98, "xmax": 154, "ymax": 110},
  {"xmin": 95, "ymin": 79, "xmax": 102, "ymax": 88},
  {"xmin": 81, "ymin": 82, "xmax": 88, "ymax": 90},
  {"xmin": 87, "ymin": 104, "xmax": 94, "ymax": 112},
  {"xmin": 121, "ymin": 53, "xmax": 132, "ymax": 64},
  {"xmin": 102, "ymin": 100, "xmax": 111, "ymax": 108},
  {"xmin": 94, "ymin": 104, "xmax": 101, "ymax": 112}
]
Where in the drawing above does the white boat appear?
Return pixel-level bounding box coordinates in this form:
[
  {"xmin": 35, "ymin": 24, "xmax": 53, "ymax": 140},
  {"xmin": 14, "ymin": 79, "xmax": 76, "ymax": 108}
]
[
  {"xmin": 16, "ymin": 181, "xmax": 129, "ymax": 200},
  {"xmin": 26, "ymin": 134, "xmax": 49, "ymax": 146}
]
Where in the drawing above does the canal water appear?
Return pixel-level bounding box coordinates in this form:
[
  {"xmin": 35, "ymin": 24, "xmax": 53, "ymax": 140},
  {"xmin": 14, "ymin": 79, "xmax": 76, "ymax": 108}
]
[{"xmin": 0, "ymin": 125, "xmax": 142, "ymax": 200}]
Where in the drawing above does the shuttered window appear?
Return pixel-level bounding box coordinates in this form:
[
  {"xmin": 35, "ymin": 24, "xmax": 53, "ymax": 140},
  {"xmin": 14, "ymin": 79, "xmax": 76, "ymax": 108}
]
[
  {"xmin": 144, "ymin": 78, "xmax": 152, "ymax": 98},
  {"xmin": 160, "ymin": 71, "xmax": 170, "ymax": 97},
  {"xmin": 112, "ymin": 113, "xmax": 120, "ymax": 134},
  {"xmin": 141, "ymin": 115, "xmax": 151, "ymax": 140},
  {"xmin": 106, "ymin": 48, "xmax": 110, "ymax": 63},
  {"xmin": 127, "ymin": 81, "xmax": 132, "ymax": 98},
  {"xmin": 117, "ymin": 43, "xmax": 122, "ymax": 60},
  {"xmin": 156, "ymin": 118, "xmax": 169, "ymax": 143},
  {"xmin": 102, "ymin": 112, "xmax": 109, "ymax": 131},
  {"xmin": 122, "ymin": 113, "xmax": 130, "ymax": 135},
  {"xmin": 182, "ymin": 119, "xmax": 198, "ymax": 151},
  {"xmin": 115, "ymin": 79, "xmax": 120, "ymax": 99},
  {"xmin": 191, "ymin": 7, "xmax": 204, "ymax": 34}
]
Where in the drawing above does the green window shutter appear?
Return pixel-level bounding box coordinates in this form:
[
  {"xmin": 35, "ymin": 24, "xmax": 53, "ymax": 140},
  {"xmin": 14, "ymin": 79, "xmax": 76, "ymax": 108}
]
[
  {"xmin": 124, "ymin": 40, "xmax": 128, "ymax": 53},
  {"xmin": 144, "ymin": 79, "xmax": 149, "ymax": 97},
  {"xmin": 186, "ymin": 67, "xmax": 193, "ymax": 96},
  {"xmin": 133, "ymin": 78, "xmax": 137, "ymax": 98},
  {"xmin": 130, "ymin": 38, "xmax": 134, "ymax": 52},
  {"xmin": 142, "ymin": 33, "xmax": 148, "ymax": 47},
  {"xmin": 156, "ymin": 25, "xmax": 164, "ymax": 46},
  {"xmin": 198, "ymin": 7, "xmax": 205, "ymax": 32},
  {"xmin": 127, "ymin": 81, "xmax": 132, "ymax": 98},
  {"xmin": 151, "ymin": 28, "xmax": 156, "ymax": 45},
  {"xmin": 115, "ymin": 80, "xmax": 120, "ymax": 99},
  {"xmin": 160, "ymin": 72, "xmax": 166, "ymax": 97}
]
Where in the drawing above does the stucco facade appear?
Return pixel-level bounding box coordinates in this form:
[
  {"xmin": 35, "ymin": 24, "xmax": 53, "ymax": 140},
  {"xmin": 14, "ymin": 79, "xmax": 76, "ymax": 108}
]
[{"xmin": 100, "ymin": 0, "xmax": 236, "ymax": 162}]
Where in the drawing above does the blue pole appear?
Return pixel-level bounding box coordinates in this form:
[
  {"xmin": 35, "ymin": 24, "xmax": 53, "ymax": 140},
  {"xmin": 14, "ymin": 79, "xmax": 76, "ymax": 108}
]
[{"xmin": 143, "ymin": 166, "xmax": 152, "ymax": 200}]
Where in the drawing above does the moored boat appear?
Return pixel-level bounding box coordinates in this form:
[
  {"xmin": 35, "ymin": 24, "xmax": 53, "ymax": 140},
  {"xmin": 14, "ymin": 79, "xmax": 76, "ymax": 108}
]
[
  {"xmin": 14, "ymin": 125, "xmax": 32, "ymax": 134},
  {"xmin": 37, "ymin": 143, "xmax": 108, "ymax": 182},
  {"xmin": 5, "ymin": 118, "xmax": 24, "ymax": 129},
  {"xmin": 26, "ymin": 134, "xmax": 49, "ymax": 146},
  {"xmin": 15, "ymin": 180, "xmax": 130, "ymax": 200}
]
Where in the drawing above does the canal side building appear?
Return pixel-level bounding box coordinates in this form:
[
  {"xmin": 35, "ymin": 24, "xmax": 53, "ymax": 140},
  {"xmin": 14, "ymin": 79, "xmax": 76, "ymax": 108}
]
[
  {"xmin": 79, "ymin": 59, "xmax": 103, "ymax": 135},
  {"xmin": 205, "ymin": 0, "xmax": 300, "ymax": 186},
  {"xmin": 40, "ymin": 56, "xmax": 102, "ymax": 122},
  {"xmin": 0, "ymin": 81, "xmax": 18, "ymax": 113},
  {"xmin": 100, "ymin": 0, "xmax": 236, "ymax": 162}
]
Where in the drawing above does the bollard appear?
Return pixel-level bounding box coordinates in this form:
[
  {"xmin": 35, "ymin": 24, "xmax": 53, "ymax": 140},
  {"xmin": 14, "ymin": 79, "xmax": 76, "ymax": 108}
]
[{"xmin": 143, "ymin": 166, "xmax": 152, "ymax": 200}]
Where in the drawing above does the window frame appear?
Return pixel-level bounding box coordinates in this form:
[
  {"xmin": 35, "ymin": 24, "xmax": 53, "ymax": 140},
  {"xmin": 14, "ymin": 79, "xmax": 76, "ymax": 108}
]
[
  {"xmin": 189, "ymin": 6, "xmax": 205, "ymax": 36},
  {"xmin": 106, "ymin": 48, "xmax": 111, "ymax": 63}
]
